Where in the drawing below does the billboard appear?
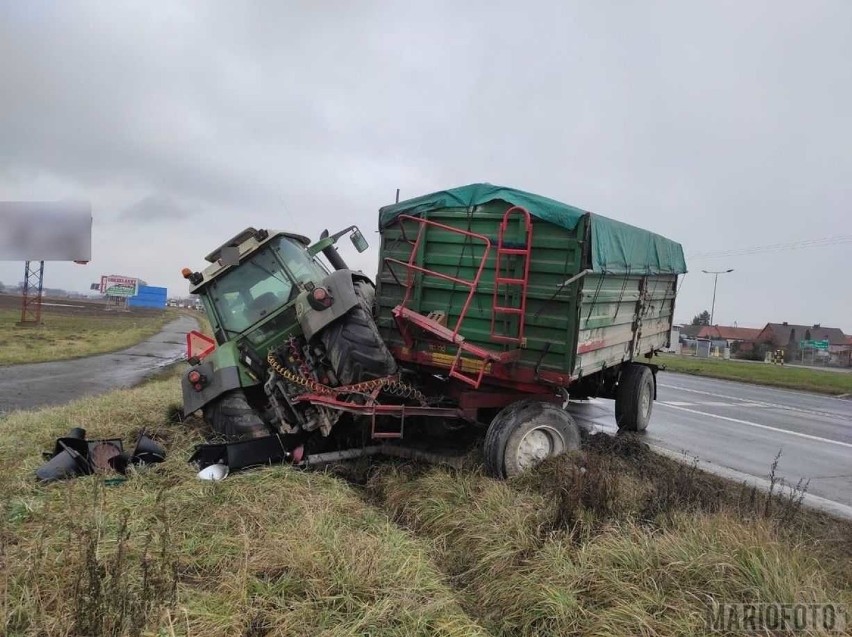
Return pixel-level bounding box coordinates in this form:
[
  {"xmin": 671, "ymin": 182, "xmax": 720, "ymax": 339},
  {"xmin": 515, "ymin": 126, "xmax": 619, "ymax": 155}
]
[
  {"xmin": 128, "ymin": 286, "xmax": 167, "ymax": 309},
  {"xmin": 100, "ymin": 275, "xmax": 139, "ymax": 297},
  {"xmin": 0, "ymin": 202, "xmax": 92, "ymax": 261}
]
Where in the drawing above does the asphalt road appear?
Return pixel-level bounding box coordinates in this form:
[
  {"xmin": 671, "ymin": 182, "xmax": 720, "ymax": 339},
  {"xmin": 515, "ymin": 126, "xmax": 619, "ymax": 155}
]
[
  {"xmin": 0, "ymin": 315, "xmax": 196, "ymax": 414},
  {"xmin": 567, "ymin": 371, "xmax": 852, "ymax": 517}
]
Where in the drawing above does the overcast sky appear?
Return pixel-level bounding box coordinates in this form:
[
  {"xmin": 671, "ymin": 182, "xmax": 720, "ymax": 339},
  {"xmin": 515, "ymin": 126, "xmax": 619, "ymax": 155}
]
[{"xmin": 1, "ymin": 1, "xmax": 850, "ymax": 330}]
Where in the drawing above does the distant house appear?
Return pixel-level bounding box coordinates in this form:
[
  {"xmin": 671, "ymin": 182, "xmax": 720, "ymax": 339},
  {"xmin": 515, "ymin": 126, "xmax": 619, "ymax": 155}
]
[
  {"xmin": 679, "ymin": 324, "xmax": 704, "ymax": 339},
  {"xmin": 756, "ymin": 322, "xmax": 850, "ymax": 366},
  {"xmin": 696, "ymin": 325, "xmax": 762, "ymax": 353},
  {"xmin": 838, "ymin": 335, "xmax": 852, "ymax": 368},
  {"xmin": 756, "ymin": 323, "xmax": 845, "ymax": 348},
  {"xmin": 663, "ymin": 325, "xmax": 681, "ymax": 353}
]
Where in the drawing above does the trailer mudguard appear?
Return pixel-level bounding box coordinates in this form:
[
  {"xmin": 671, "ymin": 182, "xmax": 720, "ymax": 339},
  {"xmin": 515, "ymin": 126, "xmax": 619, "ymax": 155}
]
[
  {"xmin": 295, "ymin": 269, "xmax": 361, "ymax": 341},
  {"xmin": 181, "ymin": 341, "xmax": 258, "ymax": 414}
]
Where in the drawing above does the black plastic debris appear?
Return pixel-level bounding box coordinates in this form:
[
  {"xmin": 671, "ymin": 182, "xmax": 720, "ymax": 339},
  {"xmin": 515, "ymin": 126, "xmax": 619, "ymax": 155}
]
[
  {"xmin": 131, "ymin": 434, "xmax": 166, "ymax": 465},
  {"xmin": 36, "ymin": 429, "xmax": 167, "ymax": 483},
  {"xmin": 44, "ymin": 427, "xmax": 89, "ymax": 461},
  {"xmin": 189, "ymin": 434, "xmax": 289, "ymax": 474},
  {"xmin": 90, "ymin": 441, "xmax": 124, "ymax": 473},
  {"xmin": 36, "ymin": 440, "xmax": 91, "ymax": 482}
]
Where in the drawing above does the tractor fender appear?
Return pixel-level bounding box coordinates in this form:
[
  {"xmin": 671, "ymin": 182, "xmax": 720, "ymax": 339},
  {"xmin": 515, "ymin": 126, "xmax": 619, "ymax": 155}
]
[
  {"xmin": 295, "ymin": 269, "xmax": 362, "ymax": 341},
  {"xmin": 181, "ymin": 341, "xmax": 258, "ymax": 414}
]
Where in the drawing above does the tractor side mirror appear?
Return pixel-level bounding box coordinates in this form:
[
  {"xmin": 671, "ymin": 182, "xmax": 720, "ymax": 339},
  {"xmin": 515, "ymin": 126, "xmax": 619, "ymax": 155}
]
[{"xmin": 350, "ymin": 228, "xmax": 368, "ymax": 253}]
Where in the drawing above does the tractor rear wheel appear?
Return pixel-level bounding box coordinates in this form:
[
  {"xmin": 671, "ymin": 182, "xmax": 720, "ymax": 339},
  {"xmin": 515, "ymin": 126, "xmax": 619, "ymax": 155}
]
[
  {"xmin": 203, "ymin": 389, "xmax": 269, "ymax": 439},
  {"xmin": 320, "ymin": 281, "xmax": 397, "ymax": 386},
  {"xmin": 484, "ymin": 400, "xmax": 581, "ymax": 478}
]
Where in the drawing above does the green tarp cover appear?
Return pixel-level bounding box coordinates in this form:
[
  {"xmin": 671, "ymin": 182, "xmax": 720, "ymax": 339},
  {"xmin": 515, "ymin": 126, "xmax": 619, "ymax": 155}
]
[{"xmin": 378, "ymin": 183, "xmax": 687, "ymax": 275}]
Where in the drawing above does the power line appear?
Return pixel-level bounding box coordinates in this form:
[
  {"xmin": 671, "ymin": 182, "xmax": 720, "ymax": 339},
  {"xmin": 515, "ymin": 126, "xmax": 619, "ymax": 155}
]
[{"xmin": 688, "ymin": 235, "xmax": 852, "ymax": 260}]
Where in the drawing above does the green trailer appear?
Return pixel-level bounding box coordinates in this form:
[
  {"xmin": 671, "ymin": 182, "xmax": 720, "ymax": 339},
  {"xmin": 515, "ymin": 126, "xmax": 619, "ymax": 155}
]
[{"xmin": 372, "ymin": 184, "xmax": 686, "ymax": 474}]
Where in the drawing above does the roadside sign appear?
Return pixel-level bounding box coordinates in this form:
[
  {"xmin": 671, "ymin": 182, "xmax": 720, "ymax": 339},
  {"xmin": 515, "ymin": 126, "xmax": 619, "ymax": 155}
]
[
  {"xmin": 100, "ymin": 275, "xmax": 139, "ymax": 297},
  {"xmin": 799, "ymin": 339, "xmax": 830, "ymax": 350},
  {"xmin": 186, "ymin": 330, "xmax": 216, "ymax": 360}
]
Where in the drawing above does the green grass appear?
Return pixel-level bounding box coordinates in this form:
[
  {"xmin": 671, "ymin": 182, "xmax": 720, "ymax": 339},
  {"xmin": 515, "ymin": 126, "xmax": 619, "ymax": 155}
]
[
  {"xmin": 369, "ymin": 444, "xmax": 852, "ymax": 636},
  {"xmin": 0, "ymin": 372, "xmax": 487, "ymax": 637},
  {"xmin": 656, "ymin": 353, "xmax": 852, "ymax": 395},
  {"xmin": 0, "ymin": 308, "xmax": 178, "ymax": 366},
  {"xmin": 2, "ymin": 376, "xmax": 850, "ymax": 636}
]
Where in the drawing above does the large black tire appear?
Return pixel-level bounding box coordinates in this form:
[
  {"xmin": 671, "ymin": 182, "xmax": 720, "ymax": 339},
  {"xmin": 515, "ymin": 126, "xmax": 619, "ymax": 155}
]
[
  {"xmin": 615, "ymin": 363, "xmax": 654, "ymax": 432},
  {"xmin": 202, "ymin": 389, "xmax": 269, "ymax": 439},
  {"xmin": 484, "ymin": 400, "xmax": 581, "ymax": 478},
  {"xmin": 320, "ymin": 281, "xmax": 397, "ymax": 386}
]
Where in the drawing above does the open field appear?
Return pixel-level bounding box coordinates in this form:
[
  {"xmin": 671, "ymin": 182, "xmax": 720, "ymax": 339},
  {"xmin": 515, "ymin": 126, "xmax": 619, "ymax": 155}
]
[
  {"xmin": 655, "ymin": 353, "xmax": 852, "ymax": 396},
  {"xmin": 2, "ymin": 374, "xmax": 850, "ymax": 636},
  {"xmin": 0, "ymin": 295, "xmax": 179, "ymax": 366}
]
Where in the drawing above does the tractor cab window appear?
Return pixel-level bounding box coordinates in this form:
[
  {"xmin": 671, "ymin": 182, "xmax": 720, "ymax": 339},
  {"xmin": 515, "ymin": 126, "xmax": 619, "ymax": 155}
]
[
  {"xmin": 209, "ymin": 248, "xmax": 294, "ymax": 333},
  {"xmin": 274, "ymin": 237, "xmax": 328, "ymax": 285}
]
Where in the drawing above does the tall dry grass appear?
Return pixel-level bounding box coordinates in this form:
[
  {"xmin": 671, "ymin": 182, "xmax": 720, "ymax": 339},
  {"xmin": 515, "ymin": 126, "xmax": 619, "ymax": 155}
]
[
  {"xmin": 367, "ymin": 437, "xmax": 852, "ymax": 636},
  {"xmin": 0, "ymin": 373, "xmax": 486, "ymax": 637}
]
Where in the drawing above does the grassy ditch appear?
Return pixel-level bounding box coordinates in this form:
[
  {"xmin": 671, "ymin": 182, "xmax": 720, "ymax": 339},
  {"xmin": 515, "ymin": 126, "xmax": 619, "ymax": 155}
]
[
  {"xmin": 655, "ymin": 353, "xmax": 852, "ymax": 395},
  {"xmin": 365, "ymin": 438, "xmax": 851, "ymax": 636},
  {"xmin": 0, "ymin": 308, "xmax": 179, "ymax": 366},
  {"xmin": 2, "ymin": 375, "xmax": 850, "ymax": 636}
]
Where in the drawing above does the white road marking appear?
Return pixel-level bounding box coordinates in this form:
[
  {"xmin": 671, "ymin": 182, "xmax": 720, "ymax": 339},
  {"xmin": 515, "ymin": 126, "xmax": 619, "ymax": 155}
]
[
  {"xmin": 658, "ymin": 383, "xmax": 852, "ymax": 421},
  {"xmin": 657, "ymin": 401, "xmax": 852, "ymax": 449},
  {"xmin": 660, "ymin": 372, "xmax": 852, "ymax": 404},
  {"xmin": 653, "ymin": 400, "xmax": 762, "ymax": 408}
]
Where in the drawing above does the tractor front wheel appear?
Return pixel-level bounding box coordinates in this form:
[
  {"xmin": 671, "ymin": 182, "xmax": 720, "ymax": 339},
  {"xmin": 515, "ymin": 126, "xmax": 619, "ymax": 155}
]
[
  {"xmin": 484, "ymin": 400, "xmax": 581, "ymax": 478},
  {"xmin": 202, "ymin": 389, "xmax": 269, "ymax": 439}
]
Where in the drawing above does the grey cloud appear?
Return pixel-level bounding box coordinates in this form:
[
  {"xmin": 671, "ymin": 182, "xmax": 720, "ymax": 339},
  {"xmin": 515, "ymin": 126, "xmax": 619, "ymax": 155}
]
[
  {"xmin": 120, "ymin": 194, "xmax": 198, "ymax": 223},
  {"xmin": 0, "ymin": 0, "xmax": 850, "ymax": 329}
]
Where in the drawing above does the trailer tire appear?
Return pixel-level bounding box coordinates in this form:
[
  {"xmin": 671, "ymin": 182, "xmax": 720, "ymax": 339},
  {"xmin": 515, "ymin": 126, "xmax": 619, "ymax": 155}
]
[
  {"xmin": 320, "ymin": 281, "xmax": 397, "ymax": 386},
  {"xmin": 615, "ymin": 363, "xmax": 654, "ymax": 432},
  {"xmin": 484, "ymin": 400, "xmax": 580, "ymax": 478},
  {"xmin": 203, "ymin": 390, "xmax": 269, "ymax": 440}
]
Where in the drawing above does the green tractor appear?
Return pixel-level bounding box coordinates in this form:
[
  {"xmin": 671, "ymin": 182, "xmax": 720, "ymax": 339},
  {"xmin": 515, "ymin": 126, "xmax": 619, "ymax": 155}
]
[{"xmin": 181, "ymin": 226, "xmax": 397, "ymax": 442}]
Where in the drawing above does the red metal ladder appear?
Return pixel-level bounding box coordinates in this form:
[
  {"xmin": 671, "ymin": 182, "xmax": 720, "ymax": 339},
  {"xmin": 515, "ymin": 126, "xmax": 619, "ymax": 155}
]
[
  {"xmin": 385, "ymin": 214, "xmax": 509, "ymax": 389},
  {"xmin": 490, "ymin": 206, "xmax": 533, "ymax": 345}
]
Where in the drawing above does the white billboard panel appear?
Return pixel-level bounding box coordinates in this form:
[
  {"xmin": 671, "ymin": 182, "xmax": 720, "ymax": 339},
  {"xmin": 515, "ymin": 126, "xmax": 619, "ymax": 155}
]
[
  {"xmin": 100, "ymin": 275, "xmax": 139, "ymax": 297},
  {"xmin": 0, "ymin": 202, "xmax": 92, "ymax": 261}
]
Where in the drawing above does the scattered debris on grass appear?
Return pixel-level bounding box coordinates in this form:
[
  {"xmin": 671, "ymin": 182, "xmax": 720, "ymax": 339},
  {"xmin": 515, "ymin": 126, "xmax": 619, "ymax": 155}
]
[{"xmin": 36, "ymin": 428, "xmax": 166, "ymax": 482}]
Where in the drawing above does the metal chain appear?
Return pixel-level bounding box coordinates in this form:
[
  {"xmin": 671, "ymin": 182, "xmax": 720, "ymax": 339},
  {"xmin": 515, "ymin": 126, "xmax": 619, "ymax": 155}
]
[{"xmin": 266, "ymin": 351, "xmax": 426, "ymax": 405}]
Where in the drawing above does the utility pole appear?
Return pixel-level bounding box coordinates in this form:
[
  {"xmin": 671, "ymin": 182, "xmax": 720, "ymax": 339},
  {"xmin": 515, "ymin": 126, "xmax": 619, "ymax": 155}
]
[
  {"xmin": 702, "ymin": 269, "xmax": 734, "ymax": 326},
  {"xmin": 18, "ymin": 260, "xmax": 45, "ymax": 325}
]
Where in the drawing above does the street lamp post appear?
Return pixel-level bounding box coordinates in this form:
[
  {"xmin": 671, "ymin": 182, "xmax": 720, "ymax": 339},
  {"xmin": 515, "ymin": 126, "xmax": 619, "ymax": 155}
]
[{"xmin": 702, "ymin": 269, "xmax": 734, "ymax": 325}]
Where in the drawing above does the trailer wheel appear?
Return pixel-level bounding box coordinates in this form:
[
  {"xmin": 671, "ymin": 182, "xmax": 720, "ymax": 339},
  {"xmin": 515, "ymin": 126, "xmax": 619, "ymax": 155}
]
[
  {"xmin": 484, "ymin": 400, "xmax": 581, "ymax": 478},
  {"xmin": 203, "ymin": 390, "xmax": 270, "ymax": 439},
  {"xmin": 320, "ymin": 281, "xmax": 397, "ymax": 386},
  {"xmin": 615, "ymin": 363, "xmax": 654, "ymax": 432}
]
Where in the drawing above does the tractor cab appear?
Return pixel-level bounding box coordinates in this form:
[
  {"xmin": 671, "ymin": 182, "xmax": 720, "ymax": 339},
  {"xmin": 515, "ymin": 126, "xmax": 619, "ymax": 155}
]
[
  {"xmin": 180, "ymin": 225, "xmax": 390, "ymax": 438},
  {"xmin": 185, "ymin": 227, "xmax": 367, "ymax": 349},
  {"xmin": 202, "ymin": 235, "xmax": 328, "ymax": 341}
]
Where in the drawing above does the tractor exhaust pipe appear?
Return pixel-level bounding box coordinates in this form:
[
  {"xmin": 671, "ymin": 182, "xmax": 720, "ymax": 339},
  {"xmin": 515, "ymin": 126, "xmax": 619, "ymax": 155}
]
[{"xmin": 319, "ymin": 229, "xmax": 349, "ymax": 270}]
